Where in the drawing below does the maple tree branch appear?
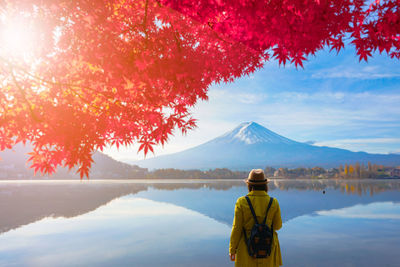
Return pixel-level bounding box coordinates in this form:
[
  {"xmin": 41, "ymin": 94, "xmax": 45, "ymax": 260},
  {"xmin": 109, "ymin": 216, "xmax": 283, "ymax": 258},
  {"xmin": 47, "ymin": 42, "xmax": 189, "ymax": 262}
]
[
  {"xmin": 0, "ymin": 56, "xmax": 112, "ymax": 101},
  {"xmin": 9, "ymin": 68, "xmax": 42, "ymax": 122},
  {"xmin": 168, "ymin": 21, "xmax": 182, "ymax": 52},
  {"xmin": 155, "ymin": 0, "xmax": 231, "ymax": 50},
  {"xmin": 0, "ymin": 57, "xmax": 108, "ymax": 113},
  {"xmin": 205, "ymin": 24, "xmax": 235, "ymax": 47}
]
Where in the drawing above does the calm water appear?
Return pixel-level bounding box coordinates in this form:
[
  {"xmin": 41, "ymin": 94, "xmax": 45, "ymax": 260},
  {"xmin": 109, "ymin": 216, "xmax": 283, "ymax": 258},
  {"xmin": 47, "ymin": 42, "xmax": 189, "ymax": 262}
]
[{"xmin": 0, "ymin": 179, "xmax": 399, "ymax": 267}]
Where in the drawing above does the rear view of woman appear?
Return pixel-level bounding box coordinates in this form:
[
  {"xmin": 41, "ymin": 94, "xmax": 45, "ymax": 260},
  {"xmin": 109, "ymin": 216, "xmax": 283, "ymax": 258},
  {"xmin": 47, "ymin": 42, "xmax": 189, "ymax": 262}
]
[{"xmin": 229, "ymin": 169, "xmax": 282, "ymax": 267}]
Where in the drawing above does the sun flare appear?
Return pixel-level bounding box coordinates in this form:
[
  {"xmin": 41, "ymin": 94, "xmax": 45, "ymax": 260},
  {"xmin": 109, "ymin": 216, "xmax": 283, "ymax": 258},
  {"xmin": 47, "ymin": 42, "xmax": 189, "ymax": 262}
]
[{"xmin": 0, "ymin": 15, "xmax": 39, "ymax": 61}]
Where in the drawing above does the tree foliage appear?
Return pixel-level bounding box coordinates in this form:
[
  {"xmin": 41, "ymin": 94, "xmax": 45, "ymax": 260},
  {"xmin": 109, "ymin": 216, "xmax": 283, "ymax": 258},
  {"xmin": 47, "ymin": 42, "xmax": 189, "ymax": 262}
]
[
  {"xmin": 0, "ymin": 0, "xmax": 399, "ymax": 177},
  {"xmin": 161, "ymin": 0, "xmax": 400, "ymax": 64}
]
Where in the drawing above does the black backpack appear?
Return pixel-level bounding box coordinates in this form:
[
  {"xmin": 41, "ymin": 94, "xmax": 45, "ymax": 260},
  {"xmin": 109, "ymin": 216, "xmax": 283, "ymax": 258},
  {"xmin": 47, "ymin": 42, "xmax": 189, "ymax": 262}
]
[{"xmin": 243, "ymin": 196, "xmax": 274, "ymax": 258}]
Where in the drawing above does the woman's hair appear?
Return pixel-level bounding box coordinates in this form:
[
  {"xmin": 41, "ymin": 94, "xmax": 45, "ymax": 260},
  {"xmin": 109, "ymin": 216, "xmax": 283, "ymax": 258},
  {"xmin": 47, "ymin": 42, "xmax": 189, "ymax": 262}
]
[{"xmin": 247, "ymin": 183, "xmax": 268, "ymax": 192}]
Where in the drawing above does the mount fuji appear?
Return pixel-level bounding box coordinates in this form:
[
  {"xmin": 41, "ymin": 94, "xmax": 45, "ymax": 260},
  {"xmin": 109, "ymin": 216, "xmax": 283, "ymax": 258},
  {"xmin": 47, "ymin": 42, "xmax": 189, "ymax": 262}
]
[{"xmin": 134, "ymin": 122, "xmax": 400, "ymax": 170}]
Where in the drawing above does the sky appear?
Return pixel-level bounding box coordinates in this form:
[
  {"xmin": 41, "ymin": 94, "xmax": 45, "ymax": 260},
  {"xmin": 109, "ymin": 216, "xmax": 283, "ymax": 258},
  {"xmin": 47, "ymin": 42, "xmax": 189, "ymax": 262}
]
[{"xmin": 105, "ymin": 46, "xmax": 400, "ymax": 163}]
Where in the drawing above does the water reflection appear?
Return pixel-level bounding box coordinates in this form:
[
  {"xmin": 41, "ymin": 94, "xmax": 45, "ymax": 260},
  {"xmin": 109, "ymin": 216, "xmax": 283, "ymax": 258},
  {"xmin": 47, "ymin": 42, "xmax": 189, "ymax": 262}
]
[
  {"xmin": 0, "ymin": 179, "xmax": 399, "ymax": 266},
  {"xmin": 1, "ymin": 179, "xmax": 400, "ymax": 233},
  {"xmin": 281, "ymin": 202, "xmax": 400, "ymax": 267},
  {"xmin": 271, "ymin": 179, "xmax": 400, "ymax": 196},
  {"xmin": 316, "ymin": 202, "xmax": 400, "ymax": 219},
  {"xmin": 0, "ymin": 197, "xmax": 230, "ymax": 267}
]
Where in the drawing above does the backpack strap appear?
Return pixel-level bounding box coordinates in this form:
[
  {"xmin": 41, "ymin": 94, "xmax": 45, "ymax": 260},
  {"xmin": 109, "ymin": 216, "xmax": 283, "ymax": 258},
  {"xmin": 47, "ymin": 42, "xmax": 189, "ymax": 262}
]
[
  {"xmin": 262, "ymin": 197, "xmax": 274, "ymax": 225},
  {"xmin": 242, "ymin": 226, "xmax": 253, "ymax": 256},
  {"xmin": 242, "ymin": 226, "xmax": 248, "ymax": 243},
  {"xmin": 245, "ymin": 195, "xmax": 259, "ymax": 224}
]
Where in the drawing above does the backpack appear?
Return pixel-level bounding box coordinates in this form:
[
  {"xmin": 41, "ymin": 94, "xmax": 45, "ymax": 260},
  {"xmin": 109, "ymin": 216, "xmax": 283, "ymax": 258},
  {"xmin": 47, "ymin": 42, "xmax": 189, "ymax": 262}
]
[{"xmin": 243, "ymin": 196, "xmax": 274, "ymax": 258}]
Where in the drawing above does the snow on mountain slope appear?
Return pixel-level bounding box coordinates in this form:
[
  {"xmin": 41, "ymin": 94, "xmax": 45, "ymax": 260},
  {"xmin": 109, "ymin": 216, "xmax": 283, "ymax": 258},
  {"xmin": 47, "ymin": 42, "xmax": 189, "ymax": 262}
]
[
  {"xmin": 213, "ymin": 122, "xmax": 296, "ymax": 145},
  {"xmin": 133, "ymin": 122, "xmax": 400, "ymax": 170}
]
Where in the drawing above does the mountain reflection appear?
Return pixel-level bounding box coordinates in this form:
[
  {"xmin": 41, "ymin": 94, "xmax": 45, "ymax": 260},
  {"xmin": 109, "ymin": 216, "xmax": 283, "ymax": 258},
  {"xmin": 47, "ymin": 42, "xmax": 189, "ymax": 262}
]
[
  {"xmin": 1, "ymin": 179, "xmax": 400, "ymax": 235},
  {"xmin": 270, "ymin": 179, "xmax": 400, "ymax": 196}
]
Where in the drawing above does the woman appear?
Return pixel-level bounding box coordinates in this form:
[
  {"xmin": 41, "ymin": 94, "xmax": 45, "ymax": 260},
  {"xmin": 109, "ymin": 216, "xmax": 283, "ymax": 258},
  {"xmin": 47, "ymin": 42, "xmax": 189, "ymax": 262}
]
[{"xmin": 229, "ymin": 169, "xmax": 282, "ymax": 267}]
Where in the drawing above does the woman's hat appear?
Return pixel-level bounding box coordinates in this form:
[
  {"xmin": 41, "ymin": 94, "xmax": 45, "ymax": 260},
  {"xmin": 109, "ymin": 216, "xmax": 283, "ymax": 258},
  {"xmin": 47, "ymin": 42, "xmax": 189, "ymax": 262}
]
[{"xmin": 245, "ymin": 169, "xmax": 268, "ymax": 185}]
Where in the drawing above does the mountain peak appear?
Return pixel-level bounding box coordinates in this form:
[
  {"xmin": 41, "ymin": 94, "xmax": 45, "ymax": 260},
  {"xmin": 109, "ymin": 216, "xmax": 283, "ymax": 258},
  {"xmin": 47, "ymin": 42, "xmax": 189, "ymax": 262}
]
[
  {"xmin": 134, "ymin": 121, "xmax": 400, "ymax": 170},
  {"xmin": 216, "ymin": 122, "xmax": 296, "ymax": 145},
  {"xmin": 237, "ymin": 121, "xmax": 260, "ymax": 129}
]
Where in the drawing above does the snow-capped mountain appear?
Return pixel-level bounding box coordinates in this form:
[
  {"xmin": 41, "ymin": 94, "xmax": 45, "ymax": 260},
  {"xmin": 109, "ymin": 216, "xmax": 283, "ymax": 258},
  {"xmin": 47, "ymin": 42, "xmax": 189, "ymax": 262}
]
[
  {"xmin": 213, "ymin": 122, "xmax": 296, "ymax": 145},
  {"xmin": 134, "ymin": 122, "xmax": 400, "ymax": 170}
]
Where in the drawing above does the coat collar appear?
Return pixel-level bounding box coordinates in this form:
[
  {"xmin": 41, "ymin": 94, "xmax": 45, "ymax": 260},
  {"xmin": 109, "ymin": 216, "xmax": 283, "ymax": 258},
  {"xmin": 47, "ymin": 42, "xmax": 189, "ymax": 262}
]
[{"xmin": 248, "ymin": 190, "xmax": 268, "ymax": 196}]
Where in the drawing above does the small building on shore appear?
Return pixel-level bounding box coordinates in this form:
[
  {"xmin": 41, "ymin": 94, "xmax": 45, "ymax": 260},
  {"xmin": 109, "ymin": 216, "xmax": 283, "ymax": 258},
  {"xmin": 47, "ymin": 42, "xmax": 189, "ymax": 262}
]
[{"xmin": 389, "ymin": 167, "xmax": 400, "ymax": 177}]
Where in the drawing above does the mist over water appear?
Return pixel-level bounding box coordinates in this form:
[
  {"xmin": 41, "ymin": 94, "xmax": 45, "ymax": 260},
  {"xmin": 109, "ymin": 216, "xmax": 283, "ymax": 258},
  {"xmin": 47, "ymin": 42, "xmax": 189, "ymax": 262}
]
[{"xmin": 0, "ymin": 179, "xmax": 399, "ymax": 267}]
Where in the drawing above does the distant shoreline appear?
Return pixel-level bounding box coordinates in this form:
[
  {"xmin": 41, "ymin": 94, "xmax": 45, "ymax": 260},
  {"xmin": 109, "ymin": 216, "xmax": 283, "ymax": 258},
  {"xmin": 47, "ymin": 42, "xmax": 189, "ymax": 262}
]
[{"xmin": 0, "ymin": 177, "xmax": 399, "ymax": 182}]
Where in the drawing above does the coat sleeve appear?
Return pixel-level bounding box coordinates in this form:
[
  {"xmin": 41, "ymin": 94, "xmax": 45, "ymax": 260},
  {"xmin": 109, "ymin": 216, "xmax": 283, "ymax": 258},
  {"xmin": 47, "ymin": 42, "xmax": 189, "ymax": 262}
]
[
  {"xmin": 272, "ymin": 198, "xmax": 282, "ymax": 231},
  {"xmin": 229, "ymin": 198, "xmax": 243, "ymax": 255}
]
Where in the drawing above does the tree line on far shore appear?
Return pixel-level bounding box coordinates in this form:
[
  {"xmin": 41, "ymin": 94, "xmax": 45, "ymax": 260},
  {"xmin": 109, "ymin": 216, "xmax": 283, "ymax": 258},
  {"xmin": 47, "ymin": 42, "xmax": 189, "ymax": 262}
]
[
  {"xmin": 265, "ymin": 163, "xmax": 400, "ymax": 179},
  {"xmin": 146, "ymin": 163, "xmax": 400, "ymax": 180}
]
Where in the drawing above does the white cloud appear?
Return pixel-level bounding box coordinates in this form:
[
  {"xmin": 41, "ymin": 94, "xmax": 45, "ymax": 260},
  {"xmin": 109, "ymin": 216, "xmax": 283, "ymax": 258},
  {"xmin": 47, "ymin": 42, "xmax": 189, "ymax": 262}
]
[
  {"xmin": 236, "ymin": 93, "xmax": 262, "ymax": 104},
  {"xmin": 208, "ymin": 89, "xmax": 267, "ymax": 104},
  {"xmin": 272, "ymin": 91, "xmax": 400, "ymax": 106},
  {"xmin": 312, "ymin": 65, "xmax": 400, "ymax": 79},
  {"xmin": 314, "ymin": 138, "xmax": 400, "ymax": 154},
  {"xmin": 316, "ymin": 138, "xmax": 400, "ymax": 145}
]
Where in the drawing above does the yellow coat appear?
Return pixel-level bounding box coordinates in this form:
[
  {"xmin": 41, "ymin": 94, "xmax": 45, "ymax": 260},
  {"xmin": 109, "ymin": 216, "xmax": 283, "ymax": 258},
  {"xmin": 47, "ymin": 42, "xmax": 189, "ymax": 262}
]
[{"xmin": 229, "ymin": 190, "xmax": 282, "ymax": 267}]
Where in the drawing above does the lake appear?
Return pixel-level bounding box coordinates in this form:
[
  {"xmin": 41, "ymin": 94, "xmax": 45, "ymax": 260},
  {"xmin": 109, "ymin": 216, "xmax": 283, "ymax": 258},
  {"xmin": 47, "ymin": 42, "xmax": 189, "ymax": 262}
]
[{"xmin": 0, "ymin": 179, "xmax": 399, "ymax": 267}]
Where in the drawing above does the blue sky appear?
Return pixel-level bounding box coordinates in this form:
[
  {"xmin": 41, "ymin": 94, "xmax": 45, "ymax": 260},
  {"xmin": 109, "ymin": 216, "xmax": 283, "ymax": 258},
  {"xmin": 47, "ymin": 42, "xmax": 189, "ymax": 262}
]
[{"xmin": 105, "ymin": 46, "xmax": 400, "ymax": 162}]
